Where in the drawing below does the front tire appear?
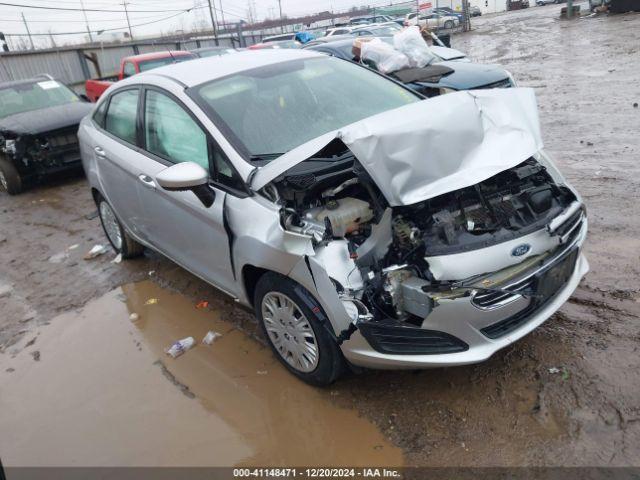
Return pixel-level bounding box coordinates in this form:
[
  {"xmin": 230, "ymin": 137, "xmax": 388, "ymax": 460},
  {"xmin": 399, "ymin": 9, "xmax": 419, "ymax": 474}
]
[
  {"xmin": 96, "ymin": 194, "xmax": 144, "ymax": 259},
  {"xmin": 0, "ymin": 157, "xmax": 23, "ymax": 195},
  {"xmin": 444, "ymin": 20, "xmax": 454, "ymax": 29},
  {"xmin": 254, "ymin": 273, "xmax": 345, "ymax": 386}
]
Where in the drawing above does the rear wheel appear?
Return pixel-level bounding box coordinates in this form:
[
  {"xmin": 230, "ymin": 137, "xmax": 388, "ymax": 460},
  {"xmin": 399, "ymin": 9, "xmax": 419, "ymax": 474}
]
[
  {"xmin": 254, "ymin": 272, "xmax": 345, "ymax": 386},
  {"xmin": 0, "ymin": 157, "xmax": 23, "ymax": 195},
  {"xmin": 444, "ymin": 20, "xmax": 454, "ymax": 29},
  {"xmin": 96, "ymin": 194, "xmax": 144, "ymax": 258}
]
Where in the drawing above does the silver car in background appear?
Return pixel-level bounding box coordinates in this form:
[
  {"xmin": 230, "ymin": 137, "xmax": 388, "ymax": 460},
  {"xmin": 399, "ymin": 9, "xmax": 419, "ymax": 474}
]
[{"xmin": 79, "ymin": 49, "xmax": 588, "ymax": 385}]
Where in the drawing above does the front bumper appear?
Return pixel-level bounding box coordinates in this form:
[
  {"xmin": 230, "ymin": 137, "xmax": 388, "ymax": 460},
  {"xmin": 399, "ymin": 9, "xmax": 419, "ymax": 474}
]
[{"xmin": 341, "ymin": 219, "xmax": 588, "ymax": 369}]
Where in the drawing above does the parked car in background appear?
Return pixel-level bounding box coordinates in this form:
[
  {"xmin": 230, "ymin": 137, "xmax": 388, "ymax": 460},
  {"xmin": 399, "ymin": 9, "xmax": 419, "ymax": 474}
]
[
  {"xmin": 537, "ymin": 0, "xmax": 560, "ymax": 5},
  {"xmin": 262, "ymin": 33, "xmax": 297, "ymax": 43},
  {"xmin": 191, "ymin": 46, "xmax": 237, "ymax": 58},
  {"xmin": 471, "ymin": 5, "xmax": 482, "ymax": 15},
  {"xmin": 85, "ymin": 51, "xmax": 196, "ymax": 102},
  {"xmin": 433, "ymin": 7, "xmax": 465, "ymax": 21},
  {"xmin": 248, "ymin": 40, "xmax": 301, "ymax": 50},
  {"xmin": 348, "ymin": 15, "xmax": 394, "ymax": 24},
  {"xmin": 79, "ymin": 49, "xmax": 588, "ymax": 385},
  {"xmin": 404, "ymin": 11, "xmax": 460, "ymax": 29},
  {"xmin": 325, "ymin": 26, "xmax": 353, "ymax": 36},
  {"xmin": 0, "ymin": 75, "xmax": 92, "ymax": 194},
  {"xmin": 305, "ymin": 37, "xmax": 513, "ymax": 96},
  {"xmin": 350, "ymin": 22, "xmax": 403, "ymax": 36}
]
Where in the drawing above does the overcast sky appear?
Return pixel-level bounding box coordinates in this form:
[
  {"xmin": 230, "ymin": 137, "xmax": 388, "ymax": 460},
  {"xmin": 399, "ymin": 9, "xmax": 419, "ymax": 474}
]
[{"xmin": 0, "ymin": 0, "xmax": 399, "ymax": 48}]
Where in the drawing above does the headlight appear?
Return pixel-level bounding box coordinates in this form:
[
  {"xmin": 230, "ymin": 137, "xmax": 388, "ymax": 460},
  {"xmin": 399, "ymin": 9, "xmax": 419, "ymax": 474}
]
[
  {"xmin": 4, "ymin": 139, "xmax": 16, "ymax": 155},
  {"xmin": 505, "ymin": 70, "xmax": 518, "ymax": 87}
]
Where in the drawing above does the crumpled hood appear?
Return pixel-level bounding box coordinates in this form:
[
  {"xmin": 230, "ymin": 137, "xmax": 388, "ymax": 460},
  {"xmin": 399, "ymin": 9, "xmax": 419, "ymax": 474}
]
[
  {"xmin": 250, "ymin": 87, "xmax": 543, "ymax": 207},
  {"xmin": 0, "ymin": 101, "xmax": 93, "ymax": 136}
]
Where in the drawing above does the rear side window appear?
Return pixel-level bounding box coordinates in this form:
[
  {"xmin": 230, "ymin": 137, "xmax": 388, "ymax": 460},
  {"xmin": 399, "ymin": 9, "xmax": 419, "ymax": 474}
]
[
  {"xmin": 92, "ymin": 99, "xmax": 108, "ymax": 128},
  {"xmin": 144, "ymin": 89, "xmax": 208, "ymax": 169},
  {"xmin": 104, "ymin": 89, "xmax": 139, "ymax": 145}
]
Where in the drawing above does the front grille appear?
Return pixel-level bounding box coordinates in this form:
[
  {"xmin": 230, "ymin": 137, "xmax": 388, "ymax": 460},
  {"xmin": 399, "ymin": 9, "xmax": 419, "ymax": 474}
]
[
  {"xmin": 358, "ymin": 321, "xmax": 468, "ymax": 355},
  {"xmin": 46, "ymin": 132, "xmax": 78, "ymax": 149},
  {"xmin": 480, "ymin": 248, "xmax": 579, "ymax": 339},
  {"xmin": 472, "ymin": 276, "xmax": 536, "ymax": 309},
  {"xmin": 477, "ymin": 78, "xmax": 513, "ymax": 89}
]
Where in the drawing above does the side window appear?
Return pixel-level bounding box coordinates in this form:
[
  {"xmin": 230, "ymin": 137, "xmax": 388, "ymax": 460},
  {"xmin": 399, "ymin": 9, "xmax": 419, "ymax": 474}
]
[
  {"xmin": 104, "ymin": 89, "xmax": 139, "ymax": 145},
  {"xmin": 93, "ymin": 99, "xmax": 108, "ymax": 128},
  {"xmin": 211, "ymin": 147, "xmax": 244, "ymax": 191},
  {"xmin": 122, "ymin": 62, "xmax": 136, "ymax": 78},
  {"xmin": 144, "ymin": 89, "xmax": 208, "ymax": 169}
]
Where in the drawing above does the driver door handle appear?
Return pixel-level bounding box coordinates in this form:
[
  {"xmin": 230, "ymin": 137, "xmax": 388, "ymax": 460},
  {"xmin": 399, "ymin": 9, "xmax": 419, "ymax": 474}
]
[
  {"xmin": 138, "ymin": 174, "xmax": 156, "ymax": 189},
  {"xmin": 94, "ymin": 146, "xmax": 106, "ymax": 157}
]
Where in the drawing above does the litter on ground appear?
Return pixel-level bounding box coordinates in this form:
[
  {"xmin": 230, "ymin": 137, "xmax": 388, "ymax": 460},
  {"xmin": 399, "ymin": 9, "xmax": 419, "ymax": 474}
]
[
  {"xmin": 202, "ymin": 331, "xmax": 222, "ymax": 345},
  {"xmin": 84, "ymin": 244, "xmax": 108, "ymax": 260},
  {"xmin": 165, "ymin": 337, "xmax": 195, "ymax": 358}
]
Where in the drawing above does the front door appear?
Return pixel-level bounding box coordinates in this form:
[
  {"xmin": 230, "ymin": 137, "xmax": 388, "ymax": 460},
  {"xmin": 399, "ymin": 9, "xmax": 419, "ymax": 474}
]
[{"xmin": 133, "ymin": 87, "xmax": 237, "ymax": 293}]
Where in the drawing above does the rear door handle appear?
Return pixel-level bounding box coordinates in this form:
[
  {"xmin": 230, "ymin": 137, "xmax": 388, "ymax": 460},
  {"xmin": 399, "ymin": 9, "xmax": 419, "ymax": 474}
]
[
  {"xmin": 94, "ymin": 146, "xmax": 106, "ymax": 157},
  {"xmin": 138, "ymin": 174, "xmax": 156, "ymax": 189}
]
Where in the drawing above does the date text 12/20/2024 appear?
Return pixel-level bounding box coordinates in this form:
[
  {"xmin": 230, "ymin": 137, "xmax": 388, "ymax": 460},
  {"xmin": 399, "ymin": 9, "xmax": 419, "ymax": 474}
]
[{"xmin": 233, "ymin": 468, "xmax": 402, "ymax": 478}]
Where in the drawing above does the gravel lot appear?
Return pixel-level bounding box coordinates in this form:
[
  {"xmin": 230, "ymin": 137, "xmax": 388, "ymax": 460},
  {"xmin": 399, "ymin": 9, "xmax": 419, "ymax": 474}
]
[{"xmin": 1, "ymin": 4, "xmax": 639, "ymax": 467}]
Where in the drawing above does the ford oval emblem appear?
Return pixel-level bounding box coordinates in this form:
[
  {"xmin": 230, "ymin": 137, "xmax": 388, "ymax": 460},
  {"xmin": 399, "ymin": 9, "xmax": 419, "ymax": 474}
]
[{"xmin": 511, "ymin": 244, "xmax": 531, "ymax": 257}]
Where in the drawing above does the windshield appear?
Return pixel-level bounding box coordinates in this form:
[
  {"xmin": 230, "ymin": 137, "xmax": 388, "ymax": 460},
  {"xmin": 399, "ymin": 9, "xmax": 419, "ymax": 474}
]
[
  {"xmin": 190, "ymin": 57, "xmax": 418, "ymax": 158},
  {"xmin": 138, "ymin": 55, "xmax": 195, "ymax": 72},
  {"xmin": 0, "ymin": 80, "xmax": 79, "ymax": 119}
]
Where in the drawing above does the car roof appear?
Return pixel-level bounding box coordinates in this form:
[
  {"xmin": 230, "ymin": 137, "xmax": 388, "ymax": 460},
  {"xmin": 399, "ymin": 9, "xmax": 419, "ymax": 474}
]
[
  {"xmin": 122, "ymin": 50, "xmax": 194, "ymax": 63},
  {"xmin": 306, "ymin": 34, "xmax": 356, "ymax": 45},
  {"xmin": 136, "ymin": 48, "xmax": 324, "ymax": 87}
]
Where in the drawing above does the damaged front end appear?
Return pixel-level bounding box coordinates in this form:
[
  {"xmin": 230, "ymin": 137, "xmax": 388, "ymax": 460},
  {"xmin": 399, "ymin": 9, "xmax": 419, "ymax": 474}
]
[
  {"xmin": 252, "ymin": 88, "xmax": 588, "ymax": 366},
  {"xmin": 1, "ymin": 126, "xmax": 84, "ymax": 179}
]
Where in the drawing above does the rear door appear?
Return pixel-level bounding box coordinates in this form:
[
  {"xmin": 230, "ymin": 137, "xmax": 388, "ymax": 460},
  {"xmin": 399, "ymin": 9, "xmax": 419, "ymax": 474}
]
[{"xmin": 85, "ymin": 87, "xmax": 148, "ymax": 238}]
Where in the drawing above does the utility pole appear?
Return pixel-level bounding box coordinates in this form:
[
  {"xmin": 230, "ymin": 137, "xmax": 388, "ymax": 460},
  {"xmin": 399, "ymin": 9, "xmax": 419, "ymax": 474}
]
[
  {"xmin": 80, "ymin": 0, "xmax": 93, "ymax": 42},
  {"xmin": 566, "ymin": 0, "xmax": 574, "ymax": 18},
  {"xmin": 122, "ymin": 2, "xmax": 134, "ymax": 40},
  {"xmin": 218, "ymin": 0, "xmax": 226, "ymax": 33},
  {"xmin": 206, "ymin": 0, "xmax": 219, "ymax": 45},
  {"xmin": 278, "ymin": 0, "xmax": 284, "ymax": 33},
  {"xmin": 21, "ymin": 13, "xmax": 34, "ymax": 50}
]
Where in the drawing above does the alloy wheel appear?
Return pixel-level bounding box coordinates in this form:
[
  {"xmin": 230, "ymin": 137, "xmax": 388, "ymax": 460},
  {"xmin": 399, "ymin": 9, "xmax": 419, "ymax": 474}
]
[{"xmin": 99, "ymin": 201, "xmax": 122, "ymax": 250}]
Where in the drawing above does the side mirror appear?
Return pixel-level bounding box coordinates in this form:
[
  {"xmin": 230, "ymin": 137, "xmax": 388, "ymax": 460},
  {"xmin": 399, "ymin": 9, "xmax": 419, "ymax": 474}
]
[{"xmin": 156, "ymin": 162, "xmax": 215, "ymax": 207}]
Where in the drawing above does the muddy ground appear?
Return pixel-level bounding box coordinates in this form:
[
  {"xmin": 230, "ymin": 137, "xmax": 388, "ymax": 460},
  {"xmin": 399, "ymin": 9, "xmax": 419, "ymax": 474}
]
[{"xmin": 1, "ymin": 5, "xmax": 640, "ymax": 468}]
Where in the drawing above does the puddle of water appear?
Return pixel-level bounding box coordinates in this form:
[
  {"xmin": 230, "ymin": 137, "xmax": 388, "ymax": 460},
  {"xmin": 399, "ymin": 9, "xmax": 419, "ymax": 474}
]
[{"xmin": 0, "ymin": 281, "xmax": 403, "ymax": 467}]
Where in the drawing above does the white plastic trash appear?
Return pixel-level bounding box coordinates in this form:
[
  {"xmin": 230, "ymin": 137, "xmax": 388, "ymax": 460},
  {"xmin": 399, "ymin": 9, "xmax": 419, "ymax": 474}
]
[
  {"xmin": 361, "ymin": 38, "xmax": 410, "ymax": 74},
  {"xmin": 202, "ymin": 331, "xmax": 222, "ymax": 345},
  {"xmin": 165, "ymin": 337, "xmax": 195, "ymax": 358},
  {"xmin": 393, "ymin": 26, "xmax": 437, "ymax": 68},
  {"xmin": 84, "ymin": 244, "xmax": 108, "ymax": 259}
]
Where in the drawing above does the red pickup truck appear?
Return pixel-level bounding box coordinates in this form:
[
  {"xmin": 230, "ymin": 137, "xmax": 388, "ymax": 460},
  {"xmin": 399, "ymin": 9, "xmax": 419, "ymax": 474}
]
[{"xmin": 85, "ymin": 50, "xmax": 196, "ymax": 102}]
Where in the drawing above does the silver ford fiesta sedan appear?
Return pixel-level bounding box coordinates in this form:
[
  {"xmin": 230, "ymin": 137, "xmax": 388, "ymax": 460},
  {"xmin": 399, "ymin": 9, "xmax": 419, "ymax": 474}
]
[{"xmin": 79, "ymin": 49, "xmax": 588, "ymax": 385}]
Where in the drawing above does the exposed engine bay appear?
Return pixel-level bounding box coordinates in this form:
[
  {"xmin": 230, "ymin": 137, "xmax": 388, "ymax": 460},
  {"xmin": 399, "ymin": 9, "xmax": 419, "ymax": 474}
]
[{"xmin": 268, "ymin": 150, "xmax": 578, "ymax": 329}]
